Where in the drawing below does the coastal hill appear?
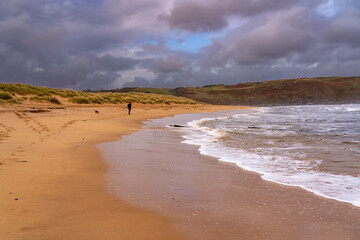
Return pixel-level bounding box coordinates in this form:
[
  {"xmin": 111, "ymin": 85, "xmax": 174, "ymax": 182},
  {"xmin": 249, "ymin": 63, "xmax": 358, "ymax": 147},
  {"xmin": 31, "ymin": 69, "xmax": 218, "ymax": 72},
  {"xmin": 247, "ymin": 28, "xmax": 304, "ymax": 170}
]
[
  {"xmin": 1, "ymin": 76, "xmax": 359, "ymax": 106},
  {"xmin": 113, "ymin": 76, "xmax": 360, "ymax": 105}
]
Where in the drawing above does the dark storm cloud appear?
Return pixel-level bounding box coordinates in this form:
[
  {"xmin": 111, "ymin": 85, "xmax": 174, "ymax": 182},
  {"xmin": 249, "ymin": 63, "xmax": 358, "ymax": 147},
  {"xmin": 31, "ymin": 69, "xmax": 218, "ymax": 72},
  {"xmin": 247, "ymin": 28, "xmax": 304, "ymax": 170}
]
[
  {"xmin": 0, "ymin": 0, "xmax": 164, "ymax": 89},
  {"xmin": 155, "ymin": 54, "xmax": 189, "ymax": 73},
  {"xmin": 0, "ymin": 0, "xmax": 360, "ymax": 90},
  {"xmin": 0, "ymin": 1, "xmax": 146, "ymax": 90},
  {"xmin": 159, "ymin": 1, "xmax": 227, "ymax": 32},
  {"xmin": 160, "ymin": 0, "xmax": 313, "ymax": 32},
  {"xmin": 0, "ymin": 43, "xmax": 142, "ymax": 89},
  {"xmin": 202, "ymin": 8, "xmax": 315, "ymax": 66},
  {"xmin": 325, "ymin": 8, "xmax": 360, "ymax": 47}
]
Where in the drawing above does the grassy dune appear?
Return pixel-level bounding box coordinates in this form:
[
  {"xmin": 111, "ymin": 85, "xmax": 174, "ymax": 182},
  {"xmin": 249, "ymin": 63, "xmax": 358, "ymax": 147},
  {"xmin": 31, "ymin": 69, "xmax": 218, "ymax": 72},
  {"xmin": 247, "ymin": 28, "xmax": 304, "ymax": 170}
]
[{"xmin": 0, "ymin": 83, "xmax": 198, "ymax": 105}]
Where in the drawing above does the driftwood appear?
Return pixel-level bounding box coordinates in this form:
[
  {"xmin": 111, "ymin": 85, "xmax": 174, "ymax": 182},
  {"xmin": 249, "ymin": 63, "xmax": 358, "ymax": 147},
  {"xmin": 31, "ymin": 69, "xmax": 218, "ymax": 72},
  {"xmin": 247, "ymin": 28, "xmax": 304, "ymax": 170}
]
[{"xmin": 168, "ymin": 124, "xmax": 186, "ymax": 128}]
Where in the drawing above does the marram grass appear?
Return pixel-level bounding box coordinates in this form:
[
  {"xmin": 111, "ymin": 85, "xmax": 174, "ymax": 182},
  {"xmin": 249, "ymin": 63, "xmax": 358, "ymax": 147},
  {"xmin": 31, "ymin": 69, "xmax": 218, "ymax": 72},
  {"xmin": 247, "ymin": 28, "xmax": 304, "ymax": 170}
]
[{"xmin": 0, "ymin": 83, "xmax": 199, "ymax": 105}]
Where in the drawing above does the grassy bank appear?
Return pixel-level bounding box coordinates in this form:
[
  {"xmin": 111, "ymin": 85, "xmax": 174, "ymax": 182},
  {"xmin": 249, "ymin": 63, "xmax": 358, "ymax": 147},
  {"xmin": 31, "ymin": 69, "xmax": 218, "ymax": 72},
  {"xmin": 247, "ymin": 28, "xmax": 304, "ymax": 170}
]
[
  {"xmin": 107, "ymin": 76, "xmax": 360, "ymax": 105},
  {"xmin": 2, "ymin": 76, "xmax": 359, "ymax": 106},
  {"xmin": 0, "ymin": 83, "xmax": 198, "ymax": 105}
]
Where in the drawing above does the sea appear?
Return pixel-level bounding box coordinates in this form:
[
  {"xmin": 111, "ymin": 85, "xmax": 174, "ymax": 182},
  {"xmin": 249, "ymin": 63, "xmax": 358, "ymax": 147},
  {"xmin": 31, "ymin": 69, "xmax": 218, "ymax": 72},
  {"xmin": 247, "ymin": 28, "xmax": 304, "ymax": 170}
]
[{"xmin": 183, "ymin": 104, "xmax": 360, "ymax": 207}]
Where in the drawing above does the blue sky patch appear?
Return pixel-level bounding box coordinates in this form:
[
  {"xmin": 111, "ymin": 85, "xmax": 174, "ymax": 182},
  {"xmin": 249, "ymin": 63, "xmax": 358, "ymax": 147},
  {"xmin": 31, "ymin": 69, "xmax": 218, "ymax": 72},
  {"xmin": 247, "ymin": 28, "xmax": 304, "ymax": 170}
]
[
  {"xmin": 316, "ymin": 0, "xmax": 340, "ymax": 18},
  {"xmin": 165, "ymin": 34, "xmax": 212, "ymax": 52},
  {"xmin": 164, "ymin": 31, "xmax": 228, "ymax": 52}
]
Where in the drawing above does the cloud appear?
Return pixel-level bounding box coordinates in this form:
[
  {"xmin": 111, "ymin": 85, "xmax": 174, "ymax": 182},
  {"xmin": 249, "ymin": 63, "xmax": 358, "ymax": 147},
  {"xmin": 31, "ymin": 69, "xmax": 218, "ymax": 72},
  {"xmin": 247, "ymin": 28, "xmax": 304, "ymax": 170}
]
[
  {"xmin": 203, "ymin": 8, "xmax": 314, "ymax": 66},
  {"xmin": 0, "ymin": 0, "xmax": 359, "ymax": 90},
  {"xmin": 155, "ymin": 54, "xmax": 189, "ymax": 73},
  {"xmin": 0, "ymin": 0, "xmax": 167, "ymax": 89},
  {"xmin": 159, "ymin": 1, "xmax": 227, "ymax": 32},
  {"xmin": 160, "ymin": 0, "xmax": 305, "ymax": 32},
  {"xmin": 0, "ymin": 39, "xmax": 142, "ymax": 89},
  {"xmin": 325, "ymin": 8, "xmax": 360, "ymax": 47}
]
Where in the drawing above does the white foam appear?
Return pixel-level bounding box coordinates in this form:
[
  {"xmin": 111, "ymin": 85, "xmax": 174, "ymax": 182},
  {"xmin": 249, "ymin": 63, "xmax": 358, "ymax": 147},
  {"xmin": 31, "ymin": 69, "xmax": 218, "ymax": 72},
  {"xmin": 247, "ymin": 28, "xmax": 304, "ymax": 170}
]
[
  {"xmin": 324, "ymin": 104, "xmax": 360, "ymax": 112},
  {"xmin": 183, "ymin": 110, "xmax": 360, "ymax": 208}
]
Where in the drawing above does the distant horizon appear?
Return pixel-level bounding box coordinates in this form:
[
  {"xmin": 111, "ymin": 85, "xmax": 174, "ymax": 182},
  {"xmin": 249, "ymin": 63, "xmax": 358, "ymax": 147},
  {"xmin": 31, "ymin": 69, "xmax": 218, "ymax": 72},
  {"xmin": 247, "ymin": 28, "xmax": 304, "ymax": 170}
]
[{"xmin": 2, "ymin": 75, "xmax": 359, "ymax": 92}]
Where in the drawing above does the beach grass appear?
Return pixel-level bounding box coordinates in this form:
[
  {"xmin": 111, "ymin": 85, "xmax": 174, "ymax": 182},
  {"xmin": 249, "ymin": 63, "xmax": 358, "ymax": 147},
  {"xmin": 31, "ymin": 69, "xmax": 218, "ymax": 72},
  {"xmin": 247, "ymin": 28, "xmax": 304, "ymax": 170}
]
[{"xmin": 0, "ymin": 83, "xmax": 199, "ymax": 105}]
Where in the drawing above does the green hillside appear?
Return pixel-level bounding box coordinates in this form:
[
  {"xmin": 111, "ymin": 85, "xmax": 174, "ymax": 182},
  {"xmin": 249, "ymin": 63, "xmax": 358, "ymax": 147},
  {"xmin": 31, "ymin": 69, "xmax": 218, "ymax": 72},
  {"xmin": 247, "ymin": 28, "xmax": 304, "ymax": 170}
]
[
  {"xmin": 2, "ymin": 76, "xmax": 359, "ymax": 106},
  {"xmin": 110, "ymin": 76, "xmax": 360, "ymax": 106}
]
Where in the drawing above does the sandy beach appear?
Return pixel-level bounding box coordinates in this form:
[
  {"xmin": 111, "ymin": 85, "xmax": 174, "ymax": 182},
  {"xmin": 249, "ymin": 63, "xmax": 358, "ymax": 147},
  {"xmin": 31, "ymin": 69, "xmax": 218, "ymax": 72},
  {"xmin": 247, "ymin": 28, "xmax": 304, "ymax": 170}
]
[
  {"xmin": 0, "ymin": 103, "xmax": 248, "ymax": 240},
  {"xmin": 1, "ymin": 0, "xmax": 360, "ymax": 238},
  {"xmin": 101, "ymin": 112, "xmax": 360, "ymax": 240}
]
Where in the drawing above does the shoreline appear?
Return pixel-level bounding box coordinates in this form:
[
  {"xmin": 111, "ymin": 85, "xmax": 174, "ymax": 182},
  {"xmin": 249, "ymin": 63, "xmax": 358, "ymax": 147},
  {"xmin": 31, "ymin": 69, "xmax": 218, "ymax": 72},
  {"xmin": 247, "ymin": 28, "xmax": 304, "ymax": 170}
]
[
  {"xmin": 183, "ymin": 104, "xmax": 360, "ymax": 209},
  {"xmin": 101, "ymin": 111, "xmax": 360, "ymax": 239},
  {"xmin": 0, "ymin": 103, "xmax": 248, "ymax": 239}
]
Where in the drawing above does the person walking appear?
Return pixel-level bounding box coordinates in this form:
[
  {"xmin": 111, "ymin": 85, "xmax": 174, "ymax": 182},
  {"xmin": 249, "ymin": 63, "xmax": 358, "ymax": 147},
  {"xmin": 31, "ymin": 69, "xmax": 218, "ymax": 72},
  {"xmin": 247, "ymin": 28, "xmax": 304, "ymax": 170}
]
[{"xmin": 127, "ymin": 102, "xmax": 132, "ymax": 115}]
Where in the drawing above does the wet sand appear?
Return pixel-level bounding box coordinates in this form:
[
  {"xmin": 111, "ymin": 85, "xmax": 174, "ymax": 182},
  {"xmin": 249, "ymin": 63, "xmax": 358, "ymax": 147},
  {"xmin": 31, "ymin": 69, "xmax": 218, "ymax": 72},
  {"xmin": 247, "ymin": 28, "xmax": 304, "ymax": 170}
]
[
  {"xmin": 0, "ymin": 103, "xmax": 247, "ymax": 240},
  {"xmin": 101, "ymin": 113, "xmax": 360, "ymax": 240}
]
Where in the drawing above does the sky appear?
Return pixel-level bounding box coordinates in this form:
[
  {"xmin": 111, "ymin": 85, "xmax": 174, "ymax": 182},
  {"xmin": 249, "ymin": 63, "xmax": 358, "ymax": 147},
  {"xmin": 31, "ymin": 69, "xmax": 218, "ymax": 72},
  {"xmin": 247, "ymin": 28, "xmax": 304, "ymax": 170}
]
[{"xmin": 0, "ymin": 0, "xmax": 360, "ymax": 90}]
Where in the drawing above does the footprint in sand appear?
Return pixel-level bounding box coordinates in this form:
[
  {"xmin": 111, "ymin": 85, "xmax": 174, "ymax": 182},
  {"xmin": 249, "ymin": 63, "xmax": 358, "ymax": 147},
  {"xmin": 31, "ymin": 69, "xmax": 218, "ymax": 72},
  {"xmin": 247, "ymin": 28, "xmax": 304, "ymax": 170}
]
[
  {"xmin": 0, "ymin": 123, "xmax": 13, "ymax": 143},
  {"xmin": 17, "ymin": 147, "xmax": 25, "ymax": 153},
  {"xmin": 15, "ymin": 111, "xmax": 50, "ymax": 134},
  {"xmin": 8, "ymin": 157, "xmax": 19, "ymax": 162},
  {"xmin": 15, "ymin": 160, "xmax": 27, "ymax": 163}
]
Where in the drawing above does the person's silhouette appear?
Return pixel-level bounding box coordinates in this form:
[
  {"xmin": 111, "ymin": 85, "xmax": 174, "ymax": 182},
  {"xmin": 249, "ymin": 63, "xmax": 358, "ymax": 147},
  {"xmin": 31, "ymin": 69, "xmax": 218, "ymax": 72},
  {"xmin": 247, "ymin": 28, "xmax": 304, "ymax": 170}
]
[{"xmin": 127, "ymin": 102, "xmax": 132, "ymax": 115}]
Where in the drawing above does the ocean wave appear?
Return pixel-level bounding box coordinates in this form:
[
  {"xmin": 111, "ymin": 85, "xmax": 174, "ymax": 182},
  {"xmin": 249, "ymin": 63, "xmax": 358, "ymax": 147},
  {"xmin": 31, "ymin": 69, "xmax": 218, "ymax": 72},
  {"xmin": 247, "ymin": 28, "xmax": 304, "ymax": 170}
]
[{"xmin": 183, "ymin": 104, "xmax": 360, "ymax": 207}]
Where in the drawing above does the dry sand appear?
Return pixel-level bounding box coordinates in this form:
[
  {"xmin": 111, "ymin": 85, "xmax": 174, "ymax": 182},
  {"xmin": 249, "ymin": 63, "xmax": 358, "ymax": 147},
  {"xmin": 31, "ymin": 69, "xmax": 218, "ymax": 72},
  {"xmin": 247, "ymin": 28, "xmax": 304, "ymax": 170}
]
[{"xmin": 0, "ymin": 103, "xmax": 248, "ymax": 240}]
